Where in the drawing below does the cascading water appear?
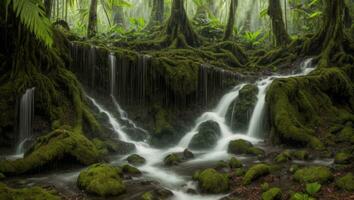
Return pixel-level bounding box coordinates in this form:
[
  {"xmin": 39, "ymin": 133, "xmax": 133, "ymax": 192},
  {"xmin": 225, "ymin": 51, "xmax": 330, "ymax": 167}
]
[{"xmin": 16, "ymin": 88, "xmax": 35, "ymax": 155}]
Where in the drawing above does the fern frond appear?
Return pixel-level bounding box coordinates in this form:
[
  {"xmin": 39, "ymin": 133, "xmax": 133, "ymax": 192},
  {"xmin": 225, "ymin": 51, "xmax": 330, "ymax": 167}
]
[{"xmin": 6, "ymin": 0, "xmax": 53, "ymax": 47}]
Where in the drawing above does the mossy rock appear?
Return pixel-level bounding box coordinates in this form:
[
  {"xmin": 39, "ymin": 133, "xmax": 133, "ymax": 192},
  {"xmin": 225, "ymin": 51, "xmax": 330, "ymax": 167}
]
[
  {"xmin": 193, "ymin": 168, "xmax": 229, "ymax": 194},
  {"xmin": 293, "ymin": 166, "xmax": 333, "ymax": 183},
  {"xmin": 262, "ymin": 187, "xmax": 282, "ymax": 200},
  {"xmin": 334, "ymin": 152, "xmax": 352, "ymax": 164},
  {"xmin": 216, "ymin": 160, "xmax": 229, "ymax": 169},
  {"xmin": 274, "ymin": 150, "xmax": 292, "ymax": 163},
  {"xmin": 243, "ymin": 164, "xmax": 271, "ymax": 185},
  {"xmin": 229, "ymin": 157, "xmax": 243, "ymax": 168},
  {"xmin": 291, "ymin": 150, "xmax": 309, "ymax": 160},
  {"xmin": 164, "ymin": 153, "xmax": 183, "ymax": 166},
  {"xmin": 92, "ymin": 138, "xmax": 109, "ymax": 155},
  {"xmin": 121, "ymin": 164, "xmax": 141, "ymax": 176},
  {"xmin": 228, "ymin": 139, "xmax": 264, "ymax": 156},
  {"xmin": 336, "ymin": 173, "xmax": 354, "ymax": 191},
  {"xmin": 0, "ymin": 129, "xmax": 100, "ymax": 175},
  {"xmin": 77, "ymin": 163, "xmax": 125, "ymax": 197},
  {"xmin": 93, "ymin": 139, "xmax": 135, "ymax": 155},
  {"xmin": 234, "ymin": 168, "xmax": 245, "ymax": 176},
  {"xmin": 337, "ymin": 122, "xmax": 353, "ymax": 142},
  {"xmin": 189, "ymin": 121, "xmax": 221, "ymax": 150},
  {"xmin": 226, "ymin": 84, "xmax": 259, "ymax": 132},
  {"xmin": 275, "ymin": 149, "xmax": 309, "ymax": 163},
  {"xmin": 127, "ymin": 154, "xmax": 146, "ymax": 166},
  {"xmin": 0, "ymin": 183, "xmax": 60, "ymax": 200},
  {"xmin": 141, "ymin": 188, "xmax": 173, "ymax": 200}
]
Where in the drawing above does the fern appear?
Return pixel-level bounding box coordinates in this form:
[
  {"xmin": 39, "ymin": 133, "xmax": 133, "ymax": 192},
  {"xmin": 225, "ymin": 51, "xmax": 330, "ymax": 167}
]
[{"xmin": 6, "ymin": 0, "xmax": 53, "ymax": 47}]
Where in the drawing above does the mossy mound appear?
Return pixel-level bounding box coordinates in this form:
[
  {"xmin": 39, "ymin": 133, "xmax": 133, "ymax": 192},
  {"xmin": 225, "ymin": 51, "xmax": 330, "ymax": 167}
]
[
  {"xmin": 226, "ymin": 84, "xmax": 259, "ymax": 132},
  {"xmin": 0, "ymin": 183, "xmax": 60, "ymax": 200},
  {"xmin": 274, "ymin": 149, "xmax": 309, "ymax": 163},
  {"xmin": 266, "ymin": 66, "xmax": 354, "ymax": 149},
  {"xmin": 262, "ymin": 187, "xmax": 282, "ymax": 200},
  {"xmin": 77, "ymin": 163, "xmax": 125, "ymax": 197},
  {"xmin": 228, "ymin": 139, "xmax": 265, "ymax": 156},
  {"xmin": 141, "ymin": 188, "xmax": 173, "ymax": 200},
  {"xmin": 229, "ymin": 157, "xmax": 243, "ymax": 168},
  {"xmin": 293, "ymin": 166, "xmax": 333, "ymax": 183},
  {"xmin": 0, "ymin": 129, "xmax": 100, "ymax": 175},
  {"xmin": 193, "ymin": 168, "xmax": 229, "ymax": 194},
  {"xmin": 334, "ymin": 152, "xmax": 352, "ymax": 164},
  {"xmin": 336, "ymin": 173, "xmax": 354, "ymax": 191},
  {"xmin": 189, "ymin": 121, "xmax": 221, "ymax": 150},
  {"xmin": 243, "ymin": 164, "xmax": 271, "ymax": 185},
  {"xmin": 127, "ymin": 154, "xmax": 146, "ymax": 166},
  {"xmin": 121, "ymin": 164, "xmax": 141, "ymax": 176},
  {"xmin": 163, "ymin": 149, "xmax": 194, "ymax": 166}
]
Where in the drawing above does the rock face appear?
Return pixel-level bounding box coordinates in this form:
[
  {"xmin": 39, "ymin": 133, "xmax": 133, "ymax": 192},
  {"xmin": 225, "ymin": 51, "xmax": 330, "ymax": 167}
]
[
  {"xmin": 193, "ymin": 168, "xmax": 229, "ymax": 194},
  {"xmin": 0, "ymin": 183, "xmax": 60, "ymax": 200},
  {"xmin": 189, "ymin": 121, "xmax": 221, "ymax": 150},
  {"xmin": 77, "ymin": 163, "xmax": 125, "ymax": 197},
  {"xmin": 0, "ymin": 129, "xmax": 100, "ymax": 175},
  {"xmin": 293, "ymin": 166, "xmax": 333, "ymax": 183},
  {"xmin": 227, "ymin": 139, "xmax": 264, "ymax": 156},
  {"xmin": 226, "ymin": 84, "xmax": 258, "ymax": 132}
]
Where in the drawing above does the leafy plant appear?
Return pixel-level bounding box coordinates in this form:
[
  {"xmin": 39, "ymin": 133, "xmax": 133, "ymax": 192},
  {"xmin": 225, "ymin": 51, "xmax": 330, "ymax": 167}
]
[
  {"xmin": 293, "ymin": 193, "xmax": 315, "ymax": 200},
  {"xmin": 129, "ymin": 17, "xmax": 145, "ymax": 31},
  {"xmin": 241, "ymin": 30, "xmax": 268, "ymax": 48},
  {"xmin": 306, "ymin": 182, "xmax": 321, "ymax": 196},
  {"xmin": 5, "ymin": 0, "xmax": 53, "ymax": 47}
]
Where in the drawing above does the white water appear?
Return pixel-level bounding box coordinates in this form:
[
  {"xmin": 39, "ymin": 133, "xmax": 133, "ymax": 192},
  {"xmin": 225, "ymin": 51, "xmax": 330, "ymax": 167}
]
[
  {"xmin": 16, "ymin": 87, "xmax": 35, "ymax": 155},
  {"xmin": 85, "ymin": 58, "xmax": 316, "ymax": 200}
]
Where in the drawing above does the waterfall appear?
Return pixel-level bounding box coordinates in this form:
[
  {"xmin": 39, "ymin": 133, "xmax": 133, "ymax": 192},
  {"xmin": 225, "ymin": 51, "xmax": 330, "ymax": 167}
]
[
  {"xmin": 246, "ymin": 58, "xmax": 315, "ymax": 138},
  {"xmin": 16, "ymin": 88, "xmax": 35, "ymax": 155}
]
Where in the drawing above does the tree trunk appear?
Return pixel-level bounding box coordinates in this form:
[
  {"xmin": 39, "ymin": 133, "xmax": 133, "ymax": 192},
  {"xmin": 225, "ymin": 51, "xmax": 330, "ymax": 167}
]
[
  {"xmin": 268, "ymin": 0, "xmax": 291, "ymax": 47},
  {"xmin": 243, "ymin": 0, "xmax": 257, "ymax": 32},
  {"xmin": 223, "ymin": 0, "xmax": 238, "ymax": 41},
  {"xmin": 112, "ymin": 5, "xmax": 125, "ymax": 27},
  {"xmin": 87, "ymin": 0, "xmax": 98, "ymax": 38},
  {"xmin": 164, "ymin": 0, "xmax": 200, "ymax": 47},
  {"xmin": 44, "ymin": 0, "xmax": 53, "ymax": 18},
  {"xmin": 148, "ymin": 0, "xmax": 164, "ymax": 27}
]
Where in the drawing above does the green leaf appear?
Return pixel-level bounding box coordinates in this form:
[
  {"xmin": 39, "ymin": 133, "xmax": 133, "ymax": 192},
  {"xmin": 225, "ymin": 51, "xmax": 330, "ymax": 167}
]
[
  {"xmin": 306, "ymin": 182, "xmax": 321, "ymax": 196},
  {"xmin": 308, "ymin": 11, "xmax": 322, "ymax": 19}
]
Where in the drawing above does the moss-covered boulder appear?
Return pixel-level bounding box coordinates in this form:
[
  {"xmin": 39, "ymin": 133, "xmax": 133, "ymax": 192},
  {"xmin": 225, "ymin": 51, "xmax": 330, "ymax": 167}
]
[
  {"xmin": 121, "ymin": 164, "xmax": 141, "ymax": 176},
  {"xmin": 226, "ymin": 84, "xmax": 259, "ymax": 132},
  {"xmin": 229, "ymin": 157, "xmax": 243, "ymax": 168},
  {"xmin": 228, "ymin": 139, "xmax": 264, "ymax": 156},
  {"xmin": 337, "ymin": 122, "xmax": 353, "ymax": 142},
  {"xmin": 77, "ymin": 163, "xmax": 125, "ymax": 197},
  {"xmin": 243, "ymin": 164, "xmax": 271, "ymax": 185},
  {"xmin": 193, "ymin": 168, "xmax": 229, "ymax": 194},
  {"xmin": 262, "ymin": 187, "xmax": 282, "ymax": 200},
  {"xmin": 0, "ymin": 129, "xmax": 100, "ymax": 175},
  {"xmin": 127, "ymin": 154, "xmax": 146, "ymax": 166},
  {"xmin": 334, "ymin": 152, "xmax": 352, "ymax": 164},
  {"xmin": 141, "ymin": 188, "xmax": 173, "ymax": 200},
  {"xmin": 336, "ymin": 173, "xmax": 354, "ymax": 191},
  {"xmin": 274, "ymin": 149, "xmax": 309, "ymax": 163},
  {"xmin": 293, "ymin": 166, "xmax": 333, "ymax": 183},
  {"xmin": 164, "ymin": 153, "xmax": 183, "ymax": 166},
  {"xmin": 266, "ymin": 67, "xmax": 354, "ymax": 149},
  {"xmin": 189, "ymin": 121, "xmax": 221, "ymax": 150},
  {"xmin": 0, "ymin": 183, "xmax": 60, "ymax": 200}
]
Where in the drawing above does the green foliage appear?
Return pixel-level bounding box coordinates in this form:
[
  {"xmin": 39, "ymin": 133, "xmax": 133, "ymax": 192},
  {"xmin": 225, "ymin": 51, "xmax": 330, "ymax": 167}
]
[
  {"xmin": 0, "ymin": 183, "xmax": 60, "ymax": 200},
  {"xmin": 292, "ymin": 193, "xmax": 315, "ymax": 200},
  {"xmin": 129, "ymin": 17, "xmax": 145, "ymax": 31},
  {"xmin": 262, "ymin": 187, "xmax": 282, "ymax": 200},
  {"xmin": 5, "ymin": 0, "xmax": 53, "ymax": 47},
  {"xmin": 305, "ymin": 182, "xmax": 321, "ymax": 196},
  {"xmin": 243, "ymin": 164, "xmax": 271, "ymax": 185}
]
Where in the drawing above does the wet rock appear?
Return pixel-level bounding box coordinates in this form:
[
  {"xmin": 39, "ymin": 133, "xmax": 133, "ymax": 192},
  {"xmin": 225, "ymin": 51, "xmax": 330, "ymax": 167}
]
[
  {"xmin": 274, "ymin": 149, "xmax": 309, "ymax": 163},
  {"xmin": 164, "ymin": 149, "xmax": 194, "ymax": 166},
  {"xmin": 216, "ymin": 160, "xmax": 229, "ymax": 170},
  {"xmin": 183, "ymin": 149, "xmax": 194, "ymax": 159},
  {"xmin": 0, "ymin": 129, "xmax": 100, "ymax": 175},
  {"xmin": 121, "ymin": 164, "xmax": 141, "ymax": 176},
  {"xmin": 189, "ymin": 121, "xmax": 221, "ymax": 150},
  {"xmin": 262, "ymin": 187, "xmax": 282, "ymax": 200},
  {"xmin": 123, "ymin": 127, "xmax": 148, "ymax": 142},
  {"xmin": 226, "ymin": 84, "xmax": 258, "ymax": 132},
  {"xmin": 141, "ymin": 188, "xmax": 173, "ymax": 200},
  {"xmin": 77, "ymin": 163, "xmax": 125, "ymax": 197},
  {"xmin": 336, "ymin": 173, "xmax": 354, "ymax": 191},
  {"xmin": 127, "ymin": 154, "xmax": 146, "ymax": 166},
  {"xmin": 229, "ymin": 157, "xmax": 243, "ymax": 168},
  {"xmin": 334, "ymin": 152, "xmax": 352, "ymax": 164},
  {"xmin": 293, "ymin": 166, "xmax": 333, "ymax": 183},
  {"xmin": 227, "ymin": 139, "xmax": 264, "ymax": 156},
  {"xmin": 193, "ymin": 168, "xmax": 229, "ymax": 194},
  {"xmin": 0, "ymin": 183, "xmax": 60, "ymax": 200},
  {"xmin": 243, "ymin": 164, "xmax": 271, "ymax": 185},
  {"xmin": 105, "ymin": 139, "xmax": 136, "ymax": 155}
]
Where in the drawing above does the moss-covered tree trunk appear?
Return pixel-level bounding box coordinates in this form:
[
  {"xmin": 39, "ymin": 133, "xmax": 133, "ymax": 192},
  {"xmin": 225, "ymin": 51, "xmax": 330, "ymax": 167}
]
[
  {"xmin": 268, "ymin": 0, "xmax": 291, "ymax": 46},
  {"xmin": 87, "ymin": 0, "xmax": 98, "ymax": 38},
  {"xmin": 223, "ymin": 0, "xmax": 238, "ymax": 41},
  {"xmin": 112, "ymin": 5, "xmax": 125, "ymax": 27},
  {"xmin": 164, "ymin": 0, "xmax": 200, "ymax": 47},
  {"xmin": 44, "ymin": 0, "xmax": 53, "ymax": 18},
  {"xmin": 147, "ymin": 0, "xmax": 164, "ymax": 28}
]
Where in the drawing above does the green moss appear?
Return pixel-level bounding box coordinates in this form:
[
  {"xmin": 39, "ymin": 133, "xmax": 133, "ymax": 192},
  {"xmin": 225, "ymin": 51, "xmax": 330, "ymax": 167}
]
[
  {"xmin": 291, "ymin": 150, "xmax": 309, "ymax": 160},
  {"xmin": 194, "ymin": 168, "xmax": 229, "ymax": 194},
  {"xmin": 293, "ymin": 166, "xmax": 333, "ymax": 183},
  {"xmin": 274, "ymin": 150, "xmax": 292, "ymax": 163},
  {"xmin": 228, "ymin": 139, "xmax": 264, "ymax": 156},
  {"xmin": 334, "ymin": 152, "xmax": 351, "ymax": 164},
  {"xmin": 0, "ymin": 183, "xmax": 60, "ymax": 200},
  {"xmin": 0, "ymin": 129, "xmax": 100, "ymax": 175},
  {"xmin": 234, "ymin": 168, "xmax": 245, "ymax": 176},
  {"xmin": 262, "ymin": 187, "xmax": 282, "ymax": 200},
  {"xmin": 127, "ymin": 154, "xmax": 146, "ymax": 166},
  {"xmin": 216, "ymin": 160, "xmax": 229, "ymax": 169},
  {"xmin": 275, "ymin": 150, "xmax": 309, "ymax": 163},
  {"xmin": 337, "ymin": 122, "xmax": 353, "ymax": 142},
  {"xmin": 121, "ymin": 164, "xmax": 141, "ymax": 176},
  {"xmin": 229, "ymin": 157, "xmax": 242, "ymax": 168},
  {"xmin": 261, "ymin": 182, "xmax": 270, "ymax": 192},
  {"xmin": 164, "ymin": 153, "xmax": 182, "ymax": 166},
  {"xmin": 189, "ymin": 121, "xmax": 221, "ymax": 150},
  {"xmin": 336, "ymin": 173, "xmax": 354, "ymax": 191},
  {"xmin": 243, "ymin": 164, "xmax": 271, "ymax": 185},
  {"xmin": 77, "ymin": 163, "xmax": 125, "ymax": 197},
  {"xmin": 0, "ymin": 173, "xmax": 4, "ymax": 179},
  {"xmin": 92, "ymin": 138, "xmax": 109, "ymax": 155},
  {"xmin": 142, "ymin": 192, "xmax": 153, "ymax": 200}
]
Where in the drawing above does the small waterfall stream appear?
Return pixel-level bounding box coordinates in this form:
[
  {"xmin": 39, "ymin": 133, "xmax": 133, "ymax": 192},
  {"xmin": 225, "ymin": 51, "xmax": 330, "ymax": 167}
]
[{"xmin": 16, "ymin": 88, "xmax": 35, "ymax": 155}]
